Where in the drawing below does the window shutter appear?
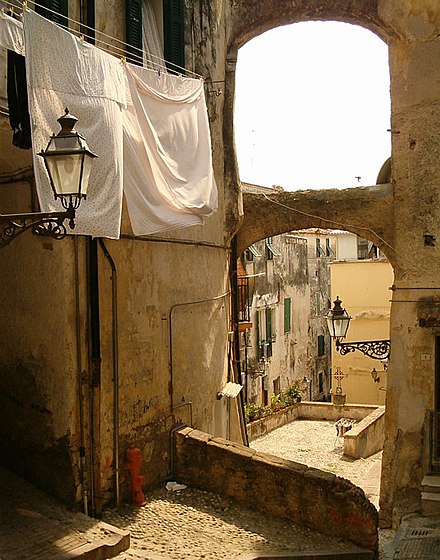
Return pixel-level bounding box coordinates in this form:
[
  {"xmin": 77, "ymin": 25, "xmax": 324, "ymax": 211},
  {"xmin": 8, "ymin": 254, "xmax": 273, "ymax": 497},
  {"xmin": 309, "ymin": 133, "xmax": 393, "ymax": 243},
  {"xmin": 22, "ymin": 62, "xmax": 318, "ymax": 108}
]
[
  {"xmin": 318, "ymin": 335, "xmax": 325, "ymax": 357},
  {"xmin": 163, "ymin": 0, "xmax": 185, "ymax": 73},
  {"xmin": 126, "ymin": 0, "xmax": 143, "ymax": 64},
  {"xmin": 36, "ymin": 0, "xmax": 68, "ymax": 26},
  {"xmin": 284, "ymin": 298, "xmax": 291, "ymax": 333}
]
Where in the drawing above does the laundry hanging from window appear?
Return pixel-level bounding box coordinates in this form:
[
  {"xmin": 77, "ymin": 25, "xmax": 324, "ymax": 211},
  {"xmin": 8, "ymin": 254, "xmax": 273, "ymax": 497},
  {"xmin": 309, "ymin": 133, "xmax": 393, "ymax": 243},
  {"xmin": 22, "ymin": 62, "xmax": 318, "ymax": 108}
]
[
  {"xmin": 23, "ymin": 9, "xmax": 127, "ymax": 239},
  {"xmin": 122, "ymin": 62, "xmax": 218, "ymax": 235},
  {"xmin": 0, "ymin": 10, "xmax": 31, "ymax": 150}
]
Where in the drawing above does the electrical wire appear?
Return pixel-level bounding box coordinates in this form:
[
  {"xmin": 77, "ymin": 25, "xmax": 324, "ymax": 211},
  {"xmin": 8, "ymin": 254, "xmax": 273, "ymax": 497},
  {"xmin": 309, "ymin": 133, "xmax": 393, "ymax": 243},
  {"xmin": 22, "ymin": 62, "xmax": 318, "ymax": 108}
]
[
  {"xmin": 259, "ymin": 192, "xmax": 397, "ymax": 253},
  {"xmin": 2, "ymin": 0, "xmax": 203, "ymax": 79}
]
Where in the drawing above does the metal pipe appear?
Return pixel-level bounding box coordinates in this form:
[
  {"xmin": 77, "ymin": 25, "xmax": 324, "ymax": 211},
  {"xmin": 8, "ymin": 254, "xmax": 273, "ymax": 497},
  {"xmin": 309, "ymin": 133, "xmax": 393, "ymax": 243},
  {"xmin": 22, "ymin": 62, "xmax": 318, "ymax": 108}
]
[
  {"xmin": 120, "ymin": 232, "xmax": 230, "ymax": 251},
  {"xmin": 87, "ymin": 237, "xmax": 102, "ymax": 517},
  {"xmin": 74, "ymin": 236, "xmax": 88, "ymax": 515},
  {"xmin": 231, "ymin": 237, "xmax": 249, "ymax": 446},
  {"xmin": 98, "ymin": 239, "xmax": 120, "ymax": 508}
]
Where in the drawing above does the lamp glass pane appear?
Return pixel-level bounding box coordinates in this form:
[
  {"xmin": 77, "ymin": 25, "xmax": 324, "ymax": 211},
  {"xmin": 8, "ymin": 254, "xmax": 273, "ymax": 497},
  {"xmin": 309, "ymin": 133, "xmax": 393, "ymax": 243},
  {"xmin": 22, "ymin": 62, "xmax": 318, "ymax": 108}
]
[
  {"xmin": 80, "ymin": 153, "xmax": 95, "ymax": 197},
  {"xmin": 46, "ymin": 153, "xmax": 83, "ymax": 196}
]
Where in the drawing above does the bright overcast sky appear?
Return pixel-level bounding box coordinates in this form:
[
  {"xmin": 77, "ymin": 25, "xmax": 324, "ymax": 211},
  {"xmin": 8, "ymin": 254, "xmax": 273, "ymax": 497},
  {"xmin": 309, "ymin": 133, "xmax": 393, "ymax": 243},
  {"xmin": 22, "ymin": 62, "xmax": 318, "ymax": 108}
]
[{"xmin": 234, "ymin": 21, "xmax": 391, "ymax": 190}]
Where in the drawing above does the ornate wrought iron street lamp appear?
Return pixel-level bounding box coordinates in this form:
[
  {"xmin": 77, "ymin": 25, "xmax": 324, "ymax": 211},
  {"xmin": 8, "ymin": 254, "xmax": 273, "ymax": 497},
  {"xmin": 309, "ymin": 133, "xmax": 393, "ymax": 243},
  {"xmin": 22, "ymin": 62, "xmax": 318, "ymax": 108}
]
[
  {"xmin": 326, "ymin": 296, "xmax": 390, "ymax": 360},
  {"xmin": 0, "ymin": 109, "xmax": 97, "ymax": 247}
]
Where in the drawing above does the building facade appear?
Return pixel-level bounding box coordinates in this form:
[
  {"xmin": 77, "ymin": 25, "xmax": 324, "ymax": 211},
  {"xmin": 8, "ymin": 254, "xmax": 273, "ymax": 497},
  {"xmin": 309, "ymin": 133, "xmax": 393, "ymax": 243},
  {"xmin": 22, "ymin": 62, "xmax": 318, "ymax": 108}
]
[{"xmin": 0, "ymin": 0, "xmax": 438, "ymax": 529}]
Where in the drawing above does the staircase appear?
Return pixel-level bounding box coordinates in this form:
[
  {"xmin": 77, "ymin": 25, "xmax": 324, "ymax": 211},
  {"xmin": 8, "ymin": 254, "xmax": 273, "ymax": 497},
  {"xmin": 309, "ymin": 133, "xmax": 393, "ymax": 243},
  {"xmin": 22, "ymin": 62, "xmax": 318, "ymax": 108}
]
[{"xmin": 421, "ymin": 475, "xmax": 440, "ymax": 515}]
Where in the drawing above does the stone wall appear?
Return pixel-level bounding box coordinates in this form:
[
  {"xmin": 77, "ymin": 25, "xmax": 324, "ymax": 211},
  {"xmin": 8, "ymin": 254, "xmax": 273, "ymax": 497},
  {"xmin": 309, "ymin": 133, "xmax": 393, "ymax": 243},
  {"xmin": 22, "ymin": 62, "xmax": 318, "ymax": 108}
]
[
  {"xmin": 247, "ymin": 401, "xmax": 379, "ymax": 442},
  {"xmin": 344, "ymin": 407, "xmax": 386, "ymax": 459},
  {"xmin": 174, "ymin": 427, "xmax": 378, "ymax": 555}
]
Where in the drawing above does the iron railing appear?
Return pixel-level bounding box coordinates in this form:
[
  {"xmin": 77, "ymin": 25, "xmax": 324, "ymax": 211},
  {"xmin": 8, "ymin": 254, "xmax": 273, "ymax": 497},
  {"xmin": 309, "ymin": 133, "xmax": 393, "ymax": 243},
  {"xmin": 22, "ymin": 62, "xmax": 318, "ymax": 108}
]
[{"xmin": 429, "ymin": 411, "xmax": 440, "ymax": 473}]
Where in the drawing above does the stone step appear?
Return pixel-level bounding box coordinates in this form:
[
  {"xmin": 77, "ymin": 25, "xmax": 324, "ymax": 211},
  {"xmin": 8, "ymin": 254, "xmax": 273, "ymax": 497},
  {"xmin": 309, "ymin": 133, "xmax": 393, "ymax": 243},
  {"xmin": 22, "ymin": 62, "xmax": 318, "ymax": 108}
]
[
  {"xmin": 421, "ymin": 491, "xmax": 440, "ymax": 515},
  {"xmin": 421, "ymin": 474, "xmax": 440, "ymax": 493},
  {"xmin": 243, "ymin": 551, "xmax": 374, "ymax": 560}
]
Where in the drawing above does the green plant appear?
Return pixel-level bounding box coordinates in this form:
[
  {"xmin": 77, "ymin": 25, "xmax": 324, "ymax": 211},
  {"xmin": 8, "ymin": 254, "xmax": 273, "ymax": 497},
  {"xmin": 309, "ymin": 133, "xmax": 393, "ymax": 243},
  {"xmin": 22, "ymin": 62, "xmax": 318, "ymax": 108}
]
[
  {"xmin": 244, "ymin": 402, "xmax": 264, "ymax": 422},
  {"xmin": 281, "ymin": 380, "xmax": 302, "ymax": 406}
]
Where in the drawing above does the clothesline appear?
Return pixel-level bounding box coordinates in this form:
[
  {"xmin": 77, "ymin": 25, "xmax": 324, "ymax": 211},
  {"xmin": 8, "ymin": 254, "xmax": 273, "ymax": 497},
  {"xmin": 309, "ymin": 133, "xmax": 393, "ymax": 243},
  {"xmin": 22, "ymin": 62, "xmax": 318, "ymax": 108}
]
[{"xmin": 0, "ymin": 0, "xmax": 203, "ymax": 79}]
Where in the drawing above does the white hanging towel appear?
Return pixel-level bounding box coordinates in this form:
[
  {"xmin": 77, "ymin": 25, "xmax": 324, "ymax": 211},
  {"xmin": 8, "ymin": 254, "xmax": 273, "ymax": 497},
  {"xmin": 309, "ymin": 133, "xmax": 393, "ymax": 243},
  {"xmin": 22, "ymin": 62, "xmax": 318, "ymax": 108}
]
[
  {"xmin": 0, "ymin": 10, "xmax": 24, "ymax": 55},
  {"xmin": 23, "ymin": 10, "xmax": 127, "ymax": 239},
  {"xmin": 123, "ymin": 63, "xmax": 218, "ymax": 235}
]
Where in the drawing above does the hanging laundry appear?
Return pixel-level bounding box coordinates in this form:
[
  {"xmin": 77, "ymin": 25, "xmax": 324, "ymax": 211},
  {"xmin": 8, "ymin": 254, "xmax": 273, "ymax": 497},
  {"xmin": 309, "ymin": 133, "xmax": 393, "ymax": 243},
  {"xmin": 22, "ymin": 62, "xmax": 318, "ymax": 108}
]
[
  {"xmin": 0, "ymin": 10, "xmax": 24, "ymax": 55},
  {"xmin": 23, "ymin": 10, "xmax": 127, "ymax": 239},
  {"xmin": 7, "ymin": 50, "xmax": 31, "ymax": 149},
  {"xmin": 123, "ymin": 63, "xmax": 218, "ymax": 235}
]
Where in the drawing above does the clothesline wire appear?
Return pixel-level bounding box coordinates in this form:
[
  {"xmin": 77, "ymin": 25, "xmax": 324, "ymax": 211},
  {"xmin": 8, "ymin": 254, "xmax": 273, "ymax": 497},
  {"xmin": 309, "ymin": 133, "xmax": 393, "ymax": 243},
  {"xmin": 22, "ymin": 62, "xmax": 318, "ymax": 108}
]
[{"xmin": 1, "ymin": 0, "xmax": 203, "ymax": 79}]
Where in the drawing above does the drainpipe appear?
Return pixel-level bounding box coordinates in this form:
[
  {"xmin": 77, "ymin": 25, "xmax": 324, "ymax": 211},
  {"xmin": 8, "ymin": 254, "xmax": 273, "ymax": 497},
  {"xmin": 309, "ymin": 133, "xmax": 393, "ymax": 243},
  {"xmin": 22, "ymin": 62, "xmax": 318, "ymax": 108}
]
[
  {"xmin": 231, "ymin": 237, "xmax": 249, "ymax": 446},
  {"xmin": 87, "ymin": 237, "xmax": 102, "ymax": 517},
  {"xmin": 74, "ymin": 237, "xmax": 89, "ymax": 515},
  {"xmin": 98, "ymin": 239, "xmax": 120, "ymax": 508}
]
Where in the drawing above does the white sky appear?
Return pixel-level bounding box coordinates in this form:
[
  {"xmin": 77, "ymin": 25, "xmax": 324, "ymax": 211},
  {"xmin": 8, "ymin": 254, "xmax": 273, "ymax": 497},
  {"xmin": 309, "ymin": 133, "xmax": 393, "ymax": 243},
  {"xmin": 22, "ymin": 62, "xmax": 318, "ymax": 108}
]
[{"xmin": 234, "ymin": 21, "xmax": 391, "ymax": 190}]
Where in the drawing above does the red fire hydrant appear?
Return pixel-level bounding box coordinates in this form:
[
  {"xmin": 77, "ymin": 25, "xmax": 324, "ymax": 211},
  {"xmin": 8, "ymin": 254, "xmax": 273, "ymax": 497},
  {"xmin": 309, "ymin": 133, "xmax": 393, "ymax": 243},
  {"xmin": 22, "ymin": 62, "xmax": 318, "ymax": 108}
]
[{"xmin": 125, "ymin": 444, "xmax": 146, "ymax": 506}]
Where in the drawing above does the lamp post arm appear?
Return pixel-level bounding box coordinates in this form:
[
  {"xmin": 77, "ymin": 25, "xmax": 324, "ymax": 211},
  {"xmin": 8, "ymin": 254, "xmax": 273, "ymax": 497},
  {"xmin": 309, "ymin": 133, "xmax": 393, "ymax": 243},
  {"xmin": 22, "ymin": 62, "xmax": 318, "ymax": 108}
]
[
  {"xmin": 336, "ymin": 338, "xmax": 390, "ymax": 360},
  {"xmin": 0, "ymin": 206, "xmax": 75, "ymax": 247}
]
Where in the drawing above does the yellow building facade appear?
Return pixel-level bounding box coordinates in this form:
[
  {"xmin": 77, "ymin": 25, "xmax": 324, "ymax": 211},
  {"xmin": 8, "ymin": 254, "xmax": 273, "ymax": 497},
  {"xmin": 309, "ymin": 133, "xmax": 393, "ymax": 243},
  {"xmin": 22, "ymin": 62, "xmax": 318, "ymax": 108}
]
[{"xmin": 330, "ymin": 260, "xmax": 394, "ymax": 406}]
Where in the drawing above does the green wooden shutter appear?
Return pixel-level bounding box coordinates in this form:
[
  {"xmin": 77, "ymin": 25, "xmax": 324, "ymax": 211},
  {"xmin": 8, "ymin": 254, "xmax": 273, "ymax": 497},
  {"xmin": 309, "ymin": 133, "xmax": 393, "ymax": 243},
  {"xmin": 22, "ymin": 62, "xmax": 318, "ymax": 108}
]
[
  {"xmin": 318, "ymin": 335, "xmax": 325, "ymax": 357},
  {"xmin": 266, "ymin": 308, "xmax": 273, "ymax": 358},
  {"xmin": 163, "ymin": 0, "xmax": 185, "ymax": 73},
  {"xmin": 284, "ymin": 298, "xmax": 291, "ymax": 333},
  {"xmin": 126, "ymin": 0, "xmax": 143, "ymax": 64},
  {"xmin": 36, "ymin": 0, "xmax": 68, "ymax": 26}
]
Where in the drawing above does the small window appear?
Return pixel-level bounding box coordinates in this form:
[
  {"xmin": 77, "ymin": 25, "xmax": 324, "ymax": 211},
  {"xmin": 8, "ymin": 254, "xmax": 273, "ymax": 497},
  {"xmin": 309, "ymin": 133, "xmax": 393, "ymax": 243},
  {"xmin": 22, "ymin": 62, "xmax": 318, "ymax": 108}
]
[
  {"xmin": 325, "ymin": 238, "xmax": 334, "ymax": 257},
  {"xmin": 318, "ymin": 335, "xmax": 325, "ymax": 357},
  {"xmin": 245, "ymin": 244, "xmax": 261, "ymax": 261},
  {"xmin": 316, "ymin": 238, "xmax": 325, "ymax": 257},
  {"xmin": 265, "ymin": 307, "xmax": 273, "ymax": 358},
  {"xmin": 265, "ymin": 237, "xmax": 281, "ymax": 260},
  {"xmin": 284, "ymin": 298, "xmax": 291, "ymax": 333},
  {"xmin": 273, "ymin": 376, "xmax": 281, "ymax": 396},
  {"xmin": 318, "ymin": 371, "xmax": 324, "ymax": 393}
]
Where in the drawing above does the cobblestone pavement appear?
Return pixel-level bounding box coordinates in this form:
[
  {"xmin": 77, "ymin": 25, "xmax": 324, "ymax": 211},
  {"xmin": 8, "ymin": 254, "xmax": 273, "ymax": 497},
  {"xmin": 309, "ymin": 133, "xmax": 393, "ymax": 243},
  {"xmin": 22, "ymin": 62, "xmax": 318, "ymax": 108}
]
[
  {"xmin": 250, "ymin": 419, "xmax": 382, "ymax": 487},
  {"xmin": 105, "ymin": 486, "xmax": 371, "ymax": 560},
  {"xmin": 105, "ymin": 420, "xmax": 390, "ymax": 559}
]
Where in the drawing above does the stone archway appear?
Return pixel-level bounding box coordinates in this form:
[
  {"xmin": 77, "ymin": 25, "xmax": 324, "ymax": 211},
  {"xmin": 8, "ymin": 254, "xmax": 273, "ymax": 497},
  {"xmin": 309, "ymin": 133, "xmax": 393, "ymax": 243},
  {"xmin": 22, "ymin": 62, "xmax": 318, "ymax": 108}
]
[{"xmin": 220, "ymin": 0, "xmax": 440, "ymax": 529}]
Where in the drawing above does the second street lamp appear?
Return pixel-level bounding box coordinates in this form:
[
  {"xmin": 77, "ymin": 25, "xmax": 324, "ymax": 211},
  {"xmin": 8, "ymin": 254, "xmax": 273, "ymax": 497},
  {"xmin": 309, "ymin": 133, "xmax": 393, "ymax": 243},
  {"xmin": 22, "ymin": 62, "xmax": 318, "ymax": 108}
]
[{"xmin": 327, "ymin": 296, "xmax": 390, "ymax": 360}]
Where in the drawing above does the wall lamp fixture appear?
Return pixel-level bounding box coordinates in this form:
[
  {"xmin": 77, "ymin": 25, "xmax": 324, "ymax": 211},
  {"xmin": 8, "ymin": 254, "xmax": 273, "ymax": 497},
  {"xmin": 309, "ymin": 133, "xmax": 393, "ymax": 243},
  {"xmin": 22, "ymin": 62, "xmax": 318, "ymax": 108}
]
[
  {"xmin": 326, "ymin": 296, "xmax": 390, "ymax": 360},
  {"xmin": 0, "ymin": 109, "xmax": 97, "ymax": 247},
  {"xmin": 371, "ymin": 368, "xmax": 380, "ymax": 383}
]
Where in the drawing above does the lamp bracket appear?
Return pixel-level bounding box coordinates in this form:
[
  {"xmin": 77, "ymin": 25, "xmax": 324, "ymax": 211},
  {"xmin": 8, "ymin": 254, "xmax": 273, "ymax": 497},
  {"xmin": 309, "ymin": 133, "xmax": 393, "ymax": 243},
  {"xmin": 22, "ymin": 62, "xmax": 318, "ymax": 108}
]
[
  {"xmin": 0, "ymin": 207, "xmax": 75, "ymax": 247},
  {"xmin": 336, "ymin": 339, "xmax": 390, "ymax": 360}
]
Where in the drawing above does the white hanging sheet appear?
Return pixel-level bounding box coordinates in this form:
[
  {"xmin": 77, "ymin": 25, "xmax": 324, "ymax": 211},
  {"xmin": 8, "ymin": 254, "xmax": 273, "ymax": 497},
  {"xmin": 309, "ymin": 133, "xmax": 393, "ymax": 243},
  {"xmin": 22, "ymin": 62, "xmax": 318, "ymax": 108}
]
[
  {"xmin": 0, "ymin": 10, "xmax": 24, "ymax": 55},
  {"xmin": 24, "ymin": 10, "xmax": 127, "ymax": 239},
  {"xmin": 123, "ymin": 63, "xmax": 218, "ymax": 235}
]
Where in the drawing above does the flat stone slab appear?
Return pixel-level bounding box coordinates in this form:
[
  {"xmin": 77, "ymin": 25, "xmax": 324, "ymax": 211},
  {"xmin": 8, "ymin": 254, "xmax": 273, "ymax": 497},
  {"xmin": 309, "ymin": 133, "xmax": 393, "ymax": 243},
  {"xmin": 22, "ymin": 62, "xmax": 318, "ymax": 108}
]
[{"xmin": 0, "ymin": 467, "xmax": 129, "ymax": 559}]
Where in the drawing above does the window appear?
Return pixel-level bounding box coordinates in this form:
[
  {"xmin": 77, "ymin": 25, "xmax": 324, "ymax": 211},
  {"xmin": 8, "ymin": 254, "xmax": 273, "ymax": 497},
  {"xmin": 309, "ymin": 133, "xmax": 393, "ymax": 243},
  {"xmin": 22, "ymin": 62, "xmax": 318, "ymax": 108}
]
[
  {"xmin": 318, "ymin": 371, "xmax": 324, "ymax": 393},
  {"xmin": 273, "ymin": 376, "xmax": 281, "ymax": 396},
  {"xmin": 126, "ymin": 0, "xmax": 185, "ymax": 71},
  {"xmin": 316, "ymin": 238, "xmax": 325, "ymax": 257},
  {"xmin": 284, "ymin": 297, "xmax": 291, "ymax": 333},
  {"xmin": 258, "ymin": 307, "xmax": 274, "ymax": 358},
  {"xmin": 265, "ymin": 307, "xmax": 273, "ymax": 358},
  {"xmin": 244, "ymin": 244, "xmax": 261, "ymax": 261},
  {"xmin": 325, "ymin": 238, "xmax": 334, "ymax": 257},
  {"xmin": 318, "ymin": 335, "xmax": 325, "ymax": 357},
  {"xmin": 36, "ymin": 0, "xmax": 68, "ymax": 26},
  {"xmin": 265, "ymin": 237, "xmax": 280, "ymax": 260}
]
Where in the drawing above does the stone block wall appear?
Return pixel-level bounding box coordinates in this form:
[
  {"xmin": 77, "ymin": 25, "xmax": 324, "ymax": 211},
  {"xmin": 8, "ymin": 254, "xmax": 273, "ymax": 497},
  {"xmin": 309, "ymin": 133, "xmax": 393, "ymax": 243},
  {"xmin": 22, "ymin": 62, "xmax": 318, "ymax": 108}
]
[
  {"xmin": 344, "ymin": 407, "xmax": 385, "ymax": 459},
  {"xmin": 174, "ymin": 427, "xmax": 378, "ymax": 555}
]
